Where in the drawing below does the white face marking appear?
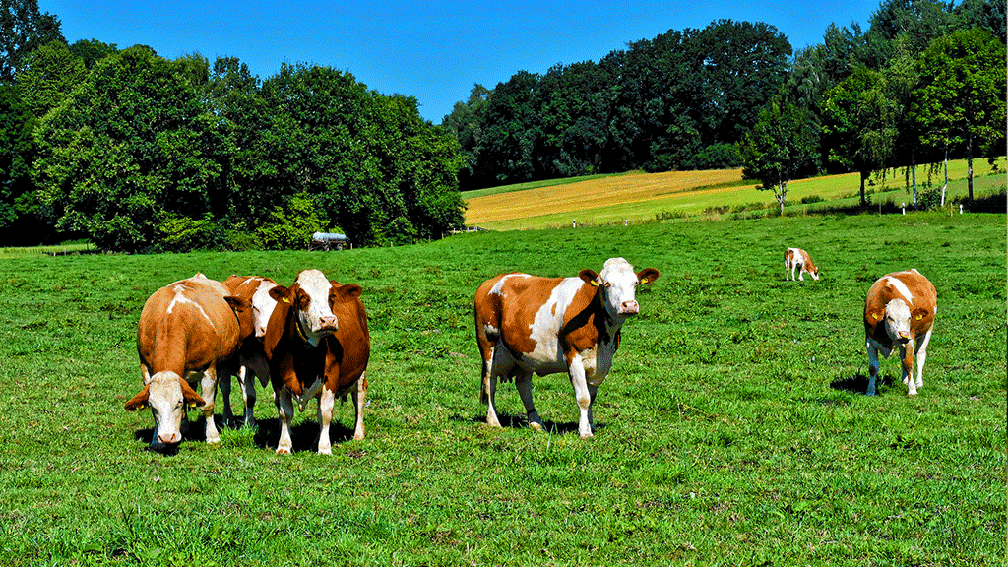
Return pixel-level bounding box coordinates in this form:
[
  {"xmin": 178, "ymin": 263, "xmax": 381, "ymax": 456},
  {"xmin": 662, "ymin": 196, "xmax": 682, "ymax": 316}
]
[
  {"xmin": 885, "ymin": 276, "xmax": 915, "ymax": 303},
  {"xmin": 884, "ymin": 298, "xmax": 913, "ymax": 342},
  {"xmin": 251, "ymin": 280, "xmax": 279, "ymax": 338},
  {"xmin": 295, "ymin": 270, "xmax": 338, "ymax": 346},
  {"xmin": 147, "ymin": 371, "xmax": 185, "ymax": 445},
  {"xmin": 597, "ymin": 257, "xmax": 640, "ymax": 317}
]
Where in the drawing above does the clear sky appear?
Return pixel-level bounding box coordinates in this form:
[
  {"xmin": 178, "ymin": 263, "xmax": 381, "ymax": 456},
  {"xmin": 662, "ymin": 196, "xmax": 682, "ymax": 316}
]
[{"xmin": 41, "ymin": 0, "xmax": 881, "ymax": 123}]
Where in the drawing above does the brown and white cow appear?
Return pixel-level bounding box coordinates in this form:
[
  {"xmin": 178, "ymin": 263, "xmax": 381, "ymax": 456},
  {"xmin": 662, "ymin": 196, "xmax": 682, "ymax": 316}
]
[
  {"xmin": 474, "ymin": 257, "xmax": 660, "ymax": 438},
  {"xmin": 125, "ymin": 274, "xmax": 254, "ymax": 450},
  {"xmin": 785, "ymin": 247, "xmax": 819, "ymax": 281},
  {"xmin": 220, "ymin": 275, "xmax": 279, "ymax": 427},
  {"xmin": 262, "ymin": 269, "xmax": 370, "ymax": 454},
  {"xmin": 863, "ymin": 269, "xmax": 937, "ymax": 396}
]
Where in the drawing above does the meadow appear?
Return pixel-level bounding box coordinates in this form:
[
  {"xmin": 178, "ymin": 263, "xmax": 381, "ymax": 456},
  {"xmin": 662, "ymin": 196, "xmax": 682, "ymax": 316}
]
[
  {"xmin": 0, "ymin": 212, "xmax": 1004, "ymax": 566},
  {"xmin": 463, "ymin": 158, "xmax": 1007, "ymax": 230}
]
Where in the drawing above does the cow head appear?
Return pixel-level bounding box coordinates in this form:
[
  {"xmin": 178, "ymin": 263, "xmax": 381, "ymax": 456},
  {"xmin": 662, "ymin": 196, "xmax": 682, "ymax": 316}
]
[
  {"xmin": 808, "ymin": 266, "xmax": 820, "ymax": 281},
  {"xmin": 580, "ymin": 257, "xmax": 660, "ymax": 319},
  {"xmin": 224, "ymin": 295, "xmax": 255, "ymax": 342},
  {"xmin": 269, "ymin": 269, "xmax": 340, "ymax": 347},
  {"xmin": 880, "ymin": 298, "xmax": 913, "ymax": 344},
  {"xmin": 125, "ymin": 371, "xmax": 206, "ymax": 448},
  {"xmin": 251, "ymin": 282, "xmax": 279, "ymax": 339}
]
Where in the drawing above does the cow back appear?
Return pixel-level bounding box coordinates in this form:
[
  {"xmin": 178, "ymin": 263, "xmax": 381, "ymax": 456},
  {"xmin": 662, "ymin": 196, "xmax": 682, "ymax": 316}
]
[
  {"xmin": 137, "ymin": 278, "xmax": 243, "ymax": 378},
  {"xmin": 864, "ymin": 270, "xmax": 936, "ymax": 341}
]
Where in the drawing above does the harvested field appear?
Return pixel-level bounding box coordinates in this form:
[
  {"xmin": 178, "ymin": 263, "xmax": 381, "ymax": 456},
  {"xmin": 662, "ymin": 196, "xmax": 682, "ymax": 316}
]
[{"xmin": 465, "ymin": 168, "xmax": 744, "ymax": 227}]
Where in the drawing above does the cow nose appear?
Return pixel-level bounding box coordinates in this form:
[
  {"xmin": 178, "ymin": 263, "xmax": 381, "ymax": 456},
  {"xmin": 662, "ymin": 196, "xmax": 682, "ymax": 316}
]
[
  {"xmin": 621, "ymin": 300, "xmax": 639, "ymax": 314},
  {"xmin": 898, "ymin": 332, "xmax": 911, "ymax": 344},
  {"xmin": 158, "ymin": 431, "xmax": 181, "ymax": 445},
  {"xmin": 318, "ymin": 315, "xmax": 338, "ymax": 332}
]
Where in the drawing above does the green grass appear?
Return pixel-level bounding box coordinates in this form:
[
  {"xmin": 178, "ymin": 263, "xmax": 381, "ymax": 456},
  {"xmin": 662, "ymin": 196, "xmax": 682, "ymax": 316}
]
[{"xmin": 0, "ymin": 212, "xmax": 1004, "ymax": 566}]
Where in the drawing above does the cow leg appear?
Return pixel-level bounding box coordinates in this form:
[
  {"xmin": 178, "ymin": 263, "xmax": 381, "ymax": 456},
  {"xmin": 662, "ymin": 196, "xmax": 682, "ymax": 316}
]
[
  {"xmin": 797, "ymin": 266, "xmax": 804, "ymax": 282},
  {"xmin": 239, "ymin": 365, "xmax": 257, "ymax": 428},
  {"xmin": 900, "ymin": 342, "xmax": 916, "ymax": 395},
  {"xmin": 274, "ymin": 388, "xmax": 295, "ymax": 454},
  {"xmin": 200, "ymin": 369, "xmax": 221, "ymax": 444},
  {"xmin": 485, "ymin": 344, "xmax": 512, "ymax": 428},
  {"xmin": 586, "ymin": 383, "xmax": 599, "ymax": 434},
  {"xmin": 351, "ymin": 371, "xmax": 367, "ymax": 440},
  {"xmin": 866, "ymin": 342, "xmax": 881, "ymax": 397},
  {"xmin": 219, "ymin": 370, "xmax": 235, "ymax": 427},
  {"xmin": 317, "ymin": 386, "xmax": 335, "ymax": 455},
  {"xmin": 568, "ymin": 357, "xmax": 593, "ymax": 438},
  {"xmin": 914, "ymin": 327, "xmax": 933, "ymax": 391},
  {"xmin": 514, "ymin": 371, "xmax": 542, "ymax": 431}
]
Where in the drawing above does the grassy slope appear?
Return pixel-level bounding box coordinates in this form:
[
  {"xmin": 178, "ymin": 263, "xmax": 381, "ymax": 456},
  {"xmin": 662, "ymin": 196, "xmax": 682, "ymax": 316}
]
[
  {"xmin": 464, "ymin": 158, "xmax": 1007, "ymax": 230},
  {"xmin": 0, "ymin": 213, "xmax": 1004, "ymax": 566}
]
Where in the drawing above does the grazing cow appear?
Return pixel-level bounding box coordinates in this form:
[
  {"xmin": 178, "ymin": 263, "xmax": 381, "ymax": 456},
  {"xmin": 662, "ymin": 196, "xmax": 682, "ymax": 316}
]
[
  {"xmin": 125, "ymin": 274, "xmax": 253, "ymax": 450},
  {"xmin": 474, "ymin": 257, "xmax": 660, "ymax": 438},
  {"xmin": 221, "ymin": 275, "xmax": 279, "ymax": 427},
  {"xmin": 262, "ymin": 269, "xmax": 370, "ymax": 454},
  {"xmin": 863, "ymin": 269, "xmax": 937, "ymax": 396},
  {"xmin": 785, "ymin": 247, "xmax": 819, "ymax": 281}
]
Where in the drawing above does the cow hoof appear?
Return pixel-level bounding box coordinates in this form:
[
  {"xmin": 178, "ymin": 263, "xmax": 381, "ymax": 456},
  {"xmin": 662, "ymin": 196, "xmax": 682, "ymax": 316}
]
[
  {"xmin": 487, "ymin": 418, "xmax": 502, "ymax": 428},
  {"xmin": 318, "ymin": 447, "xmax": 332, "ymax": 455},
  {"xmin": 579, "ymin": 431, "xmax": 594, "ymax": 439},
  {"xmin": 353, "ymin": 432, "xmax": 365, "ymax": 441},
  {"xmin": 207, "ymin": 436, "xmax": 221, "ymax": 445},
  {"xmin": 529, "ymin": 422, "xmax": 543, "ymax": 432},
  {"xmin": 276, "ymin": 447, "xmax": 291, "ymax": 455}
]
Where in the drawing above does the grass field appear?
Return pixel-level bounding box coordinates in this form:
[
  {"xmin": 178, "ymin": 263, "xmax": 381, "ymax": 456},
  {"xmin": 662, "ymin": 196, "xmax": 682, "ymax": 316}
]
[
  {"xmin": 0, "ymin": 212, "xmax": 1004, "ymax": 566},
  {"xmin": 463, "ymin": 158, "xmax": 1007, "ymax": 230}
]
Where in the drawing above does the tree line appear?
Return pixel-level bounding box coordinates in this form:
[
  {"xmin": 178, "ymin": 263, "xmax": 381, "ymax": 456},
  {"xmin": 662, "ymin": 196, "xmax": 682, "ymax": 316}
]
[
  {"xmin": 0, "ymin": 1, "xmax": 465, "ymax": 251},
  {"xmin": 442, "ymin": 0, "xmax": 1006, "ymax": 211}
]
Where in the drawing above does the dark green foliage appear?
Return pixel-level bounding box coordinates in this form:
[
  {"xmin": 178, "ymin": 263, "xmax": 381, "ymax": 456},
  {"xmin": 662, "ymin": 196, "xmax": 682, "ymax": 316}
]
[{"xmin": 0, "ymin": 0, "xmax": 64, "ymax": 82}]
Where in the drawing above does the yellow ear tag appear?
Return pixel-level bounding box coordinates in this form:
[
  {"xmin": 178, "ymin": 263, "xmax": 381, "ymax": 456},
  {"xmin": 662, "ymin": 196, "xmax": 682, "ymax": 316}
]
[
  {"xmin": 591, "ymin": 280, "xmax": 599, "ymax": 286},
  {"xmin": 871, "ymin": 313, "xmax": 879, "ymax": 320},
  {"xmin": 641, "ymin": 278, "xmax": 649, "ymax": 284},
  {"xmin": 915, "ymin": 314, "xmax": 923, "ymax": 320},
  {"xmin": 283, "ymin": 297, "xmax": 290, "ymax": 304}
]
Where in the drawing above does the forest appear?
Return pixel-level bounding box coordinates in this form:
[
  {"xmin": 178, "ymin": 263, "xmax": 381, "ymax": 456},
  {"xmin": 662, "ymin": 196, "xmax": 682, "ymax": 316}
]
[{"xmin": 0, "ymin": 0, "xmax": 1004, "ymax": 251}]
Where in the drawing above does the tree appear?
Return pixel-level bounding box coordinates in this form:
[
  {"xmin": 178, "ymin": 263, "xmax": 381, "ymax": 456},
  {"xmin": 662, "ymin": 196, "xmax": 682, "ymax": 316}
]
[
  {"xmin": 913, "ymin": 28, "xmax": 1006, "ymax": 201},
  {"xmin": 17, "ymin": 39, "xmax": 85, "ymax": 118},
  {"xmin": 742, "ymin": 98, "xmax": 820, "ymax": 214},
  {"xmin": 68, "ymin": 38, "xmax": 117, "ymax": 69},
  {"xmin": 821, "ymin": 68, "xmax": 898, "ymax": 206},
  {"xmin": 0, "ymin": 0, "xmax": 63, "ymax": 82},
  {"xmin": 0, "ymin": 83, "xmax": 43, "ymax": 244},
  {"xmin": 33, "ymin": 45, "xmax": 225, "ymax": 252}
]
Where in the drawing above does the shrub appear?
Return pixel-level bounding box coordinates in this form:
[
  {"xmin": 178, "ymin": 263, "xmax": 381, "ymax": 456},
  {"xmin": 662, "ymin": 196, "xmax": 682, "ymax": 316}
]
[
  {"xmin": 256, "ymin": 193, "xmax": 322, "ymax": 250},
  {"xmin": 694, "ymin": 143, "xmax": 742, "ymax": 169},
  {"xmin": 158, "ymin": 214, "xmax": 220, "ymax": 252},
  {"xmin": 800, "ymin": 195, "xmax": 824, "ymax": 204}
]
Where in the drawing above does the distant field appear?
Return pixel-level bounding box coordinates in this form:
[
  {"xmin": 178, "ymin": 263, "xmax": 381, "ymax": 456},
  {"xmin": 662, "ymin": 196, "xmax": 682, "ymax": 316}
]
[{"xmin": 464, "ymin": 158, "xmax": 1007, "ymax": 230}]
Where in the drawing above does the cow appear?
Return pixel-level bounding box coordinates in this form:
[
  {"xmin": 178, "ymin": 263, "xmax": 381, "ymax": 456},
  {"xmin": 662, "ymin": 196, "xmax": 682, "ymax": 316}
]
[
  {"xmin": 474, "ymin": 257, "xmax": 660, "ymax": 438},
  {"xmin": 785, "ymin": 247, "xmax": 819, "ymax": 281},
  {"xmin": 220, "ymin": 275, "xmax": 279, "ymax": 427},
  {"xmin": 125, "ymin": 274, "xmax": 254, "ymax": 450},
  {"xmin": 262, "ymin": 269, "xmax": 370, "ymax": 454},
  {"xmin": 863, "ymin": 269, "xmax": 937, "ymax": 396}
]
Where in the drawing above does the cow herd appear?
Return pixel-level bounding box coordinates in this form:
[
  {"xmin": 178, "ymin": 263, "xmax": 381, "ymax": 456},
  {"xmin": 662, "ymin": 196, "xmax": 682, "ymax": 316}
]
[{"xmin": 125, "ymin": 252, "xmax": 937, "ymax": 454}]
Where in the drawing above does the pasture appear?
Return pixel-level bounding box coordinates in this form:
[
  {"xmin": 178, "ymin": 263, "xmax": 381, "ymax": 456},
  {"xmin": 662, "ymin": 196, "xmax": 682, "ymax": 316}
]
[{"xmin": 0, "ymin": 212, "xmax": 1004, "ymax": 566}]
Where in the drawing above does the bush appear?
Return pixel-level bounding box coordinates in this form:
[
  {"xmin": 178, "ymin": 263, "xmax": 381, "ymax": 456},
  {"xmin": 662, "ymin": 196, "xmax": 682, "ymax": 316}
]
[
  {"xmin": 256, "ymin": 193, "xmax": 322, "ymax": 250},
  {"xmin": 158, "ymin": 214, "xmax": 220, "ymax": 252},
  {"xmin": 800, "ymin": 195, "xmax": 824, "ymax": 204},
  {"xmin": 916, "ymin": 188, "xmax": 943, "ymax": 211}
]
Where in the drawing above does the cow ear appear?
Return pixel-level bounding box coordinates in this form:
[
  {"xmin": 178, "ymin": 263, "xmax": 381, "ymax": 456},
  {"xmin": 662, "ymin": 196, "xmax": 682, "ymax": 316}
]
[
  {"xmin": 124, "ymin": 384, "xmax": 151, "ymax": 411},
  {"xmin": 224, "ymin": 295, "xmax": 250, "ymax": 312},
  {"xmin": 912, "ymin": 307, "xmax": 929, "ymax": 321},
  {"xmin": 269, "ymin": 285, "xmax": 293, "ymax": 304},
  {"xmin": 867, "ymin": 308, "xmax": 884, "ymax": 322},
  {"xmin": 336, "ymin": 283, "xmax": 362, "ymax": 299},
  {"xmin": 637, "ymin": 267, "xmax": 660, "ymax": 285},
  {"xmin": 179, "ymin": 378, "xmax": 207, "ymax": 407},
  {"xmin": 579, "ymin": 269, "xmax": 600, "ymax": 286}
]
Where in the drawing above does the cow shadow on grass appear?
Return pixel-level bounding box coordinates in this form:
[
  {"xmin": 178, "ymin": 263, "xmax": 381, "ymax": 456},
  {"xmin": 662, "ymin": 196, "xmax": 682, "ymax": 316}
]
[
  {"xmin": 829, "ymin": 372, "xmax": 895, "ymax": 395},
  {"xmin": 450, "ymin": 412, "xmax": 599, "ymax": 437},
  {"xmin": 133, "ymin": 414, "xmax": 356, "ymax": 454}
]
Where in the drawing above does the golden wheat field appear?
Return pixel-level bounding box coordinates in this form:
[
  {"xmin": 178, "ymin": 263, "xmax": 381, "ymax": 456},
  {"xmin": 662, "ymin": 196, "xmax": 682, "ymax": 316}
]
[
  {"xmin": 465, "ymin": 168, "xmax": 744, "ymax": 228},
  {"xmin": 462, "ymin": 158, "xmax": 1006, "ymax": 230}
]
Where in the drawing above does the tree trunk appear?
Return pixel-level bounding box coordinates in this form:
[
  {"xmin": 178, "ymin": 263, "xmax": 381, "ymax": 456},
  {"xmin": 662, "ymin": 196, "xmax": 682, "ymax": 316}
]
[
  {"xmin": 941, "ymin": 148, "xmax": 948, "ymax": 207},
  {"xmin": 778, "ymin": 180, "xmax": 787, "ymax": 215},
  {"xmin": 859, "ymin": 170, "xmax": 867, "ymax": 207},
  {"xmin": 911, "ymin": 153, "xmax": 917, "ymax": 207},
  {"xmin": 967, "ymin": 132, "xmax": 974, "ymax": 200}
]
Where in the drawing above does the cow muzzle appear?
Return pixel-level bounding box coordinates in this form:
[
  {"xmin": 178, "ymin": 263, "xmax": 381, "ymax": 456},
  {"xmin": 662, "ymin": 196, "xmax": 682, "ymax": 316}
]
[
  {"xmin": 317, "ymin": 315, "xmax": 339, "ymax": 333},
  {"xmin": 620, "ymin": 300, "xmax": 640, "ymax": 315}
]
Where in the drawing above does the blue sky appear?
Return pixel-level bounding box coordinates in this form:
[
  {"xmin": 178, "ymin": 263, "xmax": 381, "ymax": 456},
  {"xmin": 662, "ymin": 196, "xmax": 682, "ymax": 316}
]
[{"xmin": 41, "ymin": 0, "xmax": 881, "ymax": 123}]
